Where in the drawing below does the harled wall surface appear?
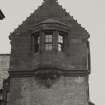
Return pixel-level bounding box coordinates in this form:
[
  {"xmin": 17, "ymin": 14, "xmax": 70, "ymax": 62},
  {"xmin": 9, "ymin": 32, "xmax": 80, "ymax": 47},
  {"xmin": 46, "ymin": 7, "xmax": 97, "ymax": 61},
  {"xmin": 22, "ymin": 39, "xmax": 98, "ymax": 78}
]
[{"xmin": 7, "ymin": 76, "xmax": 89, "ymax": 105}]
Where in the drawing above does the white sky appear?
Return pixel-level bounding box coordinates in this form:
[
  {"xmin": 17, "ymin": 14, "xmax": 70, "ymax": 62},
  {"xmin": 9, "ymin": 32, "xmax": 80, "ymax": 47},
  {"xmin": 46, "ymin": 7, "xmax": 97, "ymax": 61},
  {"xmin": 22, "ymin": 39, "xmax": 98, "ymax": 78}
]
[{"xmin": 0, "ymin": 0, "xmax": 105, "ymax": 105}]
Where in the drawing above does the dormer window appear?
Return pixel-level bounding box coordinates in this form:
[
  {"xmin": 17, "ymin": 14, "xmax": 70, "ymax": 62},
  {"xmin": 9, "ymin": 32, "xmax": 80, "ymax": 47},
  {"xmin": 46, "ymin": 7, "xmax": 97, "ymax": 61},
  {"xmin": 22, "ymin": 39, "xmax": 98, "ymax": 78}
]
[
  {"xmin": 33, "ymin": 30, "xmax": 66, "ymax": 53},
  {"xmin": 31, "ymin": 18, "xmax": 70, "ymax": 53}
]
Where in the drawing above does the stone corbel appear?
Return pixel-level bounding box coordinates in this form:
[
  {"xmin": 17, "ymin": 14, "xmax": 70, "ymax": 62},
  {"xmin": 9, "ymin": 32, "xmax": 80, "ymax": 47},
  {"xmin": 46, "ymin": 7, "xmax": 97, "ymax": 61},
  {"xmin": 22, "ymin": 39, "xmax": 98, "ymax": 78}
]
[{"xmin": 34, "ymin": 70, "xmax": 62, "ymax": 88}]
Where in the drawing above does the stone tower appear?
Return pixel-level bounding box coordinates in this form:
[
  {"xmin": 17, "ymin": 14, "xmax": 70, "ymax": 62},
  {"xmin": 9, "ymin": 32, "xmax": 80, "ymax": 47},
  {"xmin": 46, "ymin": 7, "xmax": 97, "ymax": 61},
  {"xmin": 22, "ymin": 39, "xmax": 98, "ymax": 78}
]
[{"xmin": 2, "ymin": 0, "xmax": 94, "ymax": 105}]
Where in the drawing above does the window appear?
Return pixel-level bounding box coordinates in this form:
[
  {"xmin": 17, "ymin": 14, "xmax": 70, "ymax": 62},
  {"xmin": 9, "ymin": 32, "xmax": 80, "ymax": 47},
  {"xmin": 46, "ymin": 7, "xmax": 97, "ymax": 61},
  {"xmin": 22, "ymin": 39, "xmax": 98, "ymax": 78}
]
[
  {"xmin": 57, "ymin": 32, "xmax": 64, "ymax": 51},
  {"xmin": 45, "ymin": 44, "xmax": 53, "ymax": 50},
  {"xmin": 45, "ymin": 35, "xmax": 52, "ymax": 43},
  {"xmin": 33, "ymin": 32, "xmax": 40, "ymax": 53},
  {"xmin": 58, "ymin": 34, "xmax": 63, "ymax": 43},
  {"xmin": 35, "ymin": 35, "xmax": 40, "ymax": 52},
  {"xmin": 58, "ymin": 44, "xmax": 62, "ymax": 51},
  {"xmin": 38, "ymin": 36, "xmax": 40, "ymax": 44},
  {"xmin": 33, "ymin": 31, "xmax": 65, "ymax": 53},
  {"xmin": 0, "ymin": 89, "xmax": 3, "ymax": 104},
  {"xmin": 45, "ymin": 32, "xmax": 53, "ymax": 51}
]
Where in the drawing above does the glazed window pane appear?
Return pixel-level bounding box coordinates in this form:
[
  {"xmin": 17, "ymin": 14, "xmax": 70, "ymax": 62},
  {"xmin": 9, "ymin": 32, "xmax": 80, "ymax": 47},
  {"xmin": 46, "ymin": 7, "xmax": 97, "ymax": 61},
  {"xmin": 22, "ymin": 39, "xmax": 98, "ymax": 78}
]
[
  {"xmin": 45, "ymin": 35, "xmax": 53, "ymax": 43},
  {"xmin": 45, "ymin": 44, "xmax": 53, "ymax": 50}
]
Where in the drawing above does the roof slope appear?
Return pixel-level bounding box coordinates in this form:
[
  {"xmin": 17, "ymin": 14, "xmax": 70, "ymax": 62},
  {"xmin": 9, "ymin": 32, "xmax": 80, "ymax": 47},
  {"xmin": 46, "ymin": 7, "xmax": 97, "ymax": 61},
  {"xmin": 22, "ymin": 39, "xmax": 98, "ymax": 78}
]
[{"xmin": 11, "ymin": 0, "xmax": 89, "ymax": 38}]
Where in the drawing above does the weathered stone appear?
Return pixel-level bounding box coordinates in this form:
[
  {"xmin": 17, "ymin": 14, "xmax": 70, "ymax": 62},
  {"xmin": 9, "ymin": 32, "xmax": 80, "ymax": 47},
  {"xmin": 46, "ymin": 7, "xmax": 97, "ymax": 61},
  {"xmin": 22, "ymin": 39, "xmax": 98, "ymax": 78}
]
[{"xmin": 7, "ymin": 77, "xmax": 89, "ymax": 105}]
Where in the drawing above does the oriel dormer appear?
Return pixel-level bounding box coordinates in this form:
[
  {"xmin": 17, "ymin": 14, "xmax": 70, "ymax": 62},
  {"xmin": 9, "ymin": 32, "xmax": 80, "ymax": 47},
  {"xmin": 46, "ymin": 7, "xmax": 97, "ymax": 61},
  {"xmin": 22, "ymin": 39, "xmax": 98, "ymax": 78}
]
[{"xmin": 31, "ymin": 18, "xmax": 71, "ymax": 53}]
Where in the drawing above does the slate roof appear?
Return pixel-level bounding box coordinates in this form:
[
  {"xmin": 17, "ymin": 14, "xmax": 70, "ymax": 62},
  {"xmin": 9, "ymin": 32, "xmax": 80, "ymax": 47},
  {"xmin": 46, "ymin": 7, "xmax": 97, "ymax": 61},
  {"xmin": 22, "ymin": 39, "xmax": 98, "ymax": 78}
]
[{"xmin": 10, "ymin": 0, "xmax": 89, "ymax": 39}]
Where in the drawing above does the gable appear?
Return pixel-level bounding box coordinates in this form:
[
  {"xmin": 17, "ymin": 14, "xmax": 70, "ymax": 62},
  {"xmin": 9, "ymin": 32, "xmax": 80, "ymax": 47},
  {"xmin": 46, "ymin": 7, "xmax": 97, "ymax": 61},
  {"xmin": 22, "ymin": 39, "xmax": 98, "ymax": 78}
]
[{"xmin": 10, "ymin": 0, "xmax": 89, "ymax": 39}]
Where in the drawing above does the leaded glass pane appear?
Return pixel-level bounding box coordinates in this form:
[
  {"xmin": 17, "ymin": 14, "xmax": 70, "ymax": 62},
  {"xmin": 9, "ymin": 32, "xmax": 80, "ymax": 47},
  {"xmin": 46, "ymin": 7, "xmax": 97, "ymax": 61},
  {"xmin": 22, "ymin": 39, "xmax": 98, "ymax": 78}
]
[
  {"xmin": 45, "ymin": 35, "xmax": 52, "ymax": 43},
  {"xmin": 38, "ymin": 36, "xmax": 40, "ymax": 44},
  {"xmin": 58, "ymin": 44, "xmax": 62, "ymax": 51},
  {"xmin": 45, "ymin": 44, "xmax": 53, "ymax": 50},
  {"xmin": 58, "ymin": 34, "xmax": 63, "ymax": 43}
]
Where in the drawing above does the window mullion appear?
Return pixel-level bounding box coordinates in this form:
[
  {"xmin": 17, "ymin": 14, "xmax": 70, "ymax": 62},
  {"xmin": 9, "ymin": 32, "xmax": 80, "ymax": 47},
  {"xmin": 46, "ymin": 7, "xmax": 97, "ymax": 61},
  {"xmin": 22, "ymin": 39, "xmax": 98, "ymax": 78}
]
[
  {"xmin": 53, "ymin": 31, "xmax": 58, "ymax": 51},
  {"xmin": 40, "ymin": 31, "xmax": 45, "ymax": 52},
  {"xmin": 31, "ymin": 34, "xmax": 35, "ymax": 53},
  {"xmin": 34, "ymin": 33, "xmax": 39, "ymax": 53}
]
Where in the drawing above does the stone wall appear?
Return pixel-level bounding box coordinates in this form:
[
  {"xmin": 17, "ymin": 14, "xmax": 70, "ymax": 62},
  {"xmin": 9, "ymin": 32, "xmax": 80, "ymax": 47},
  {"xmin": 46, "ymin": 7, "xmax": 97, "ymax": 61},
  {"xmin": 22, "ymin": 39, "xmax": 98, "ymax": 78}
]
[
  {"xmin": 10, "ymin": 33, "xmax": 88, "ymax": 71},
  {"xmin": 7, "ymin": 76, "xmax": 89, "ymax": 105}
]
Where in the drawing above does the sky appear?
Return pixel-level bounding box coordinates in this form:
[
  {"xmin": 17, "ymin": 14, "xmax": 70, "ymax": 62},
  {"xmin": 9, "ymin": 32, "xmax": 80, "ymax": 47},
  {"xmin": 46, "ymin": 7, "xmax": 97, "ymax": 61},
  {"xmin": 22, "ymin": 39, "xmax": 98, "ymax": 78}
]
[{"xmin": 0, "ymin": 0, "xmax": 105, "ymax": 105}]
